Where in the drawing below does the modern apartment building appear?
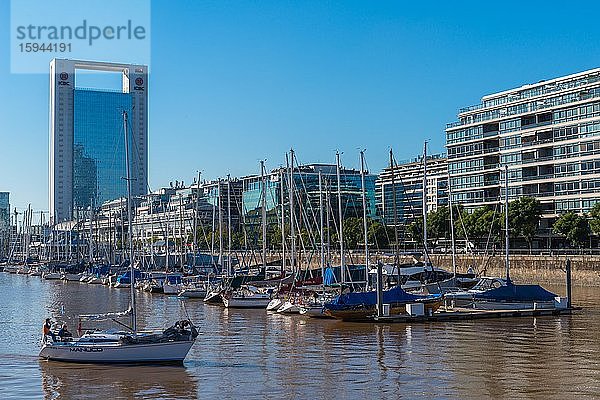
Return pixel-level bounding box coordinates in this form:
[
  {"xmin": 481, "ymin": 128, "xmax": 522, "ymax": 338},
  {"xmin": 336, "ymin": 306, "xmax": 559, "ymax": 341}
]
[
  {"xmin": 242, "ymin": 163, "xmax": 378, "ymax": 232},
  {"xmin": 376, "ymin": 153, "xmax": 448, "ymax": 226},
  {"xmin": 446, "ymin": 68, "xmax": 600, "ymax": 234},
  {"xmin": 50, "ymin": 59, "xmax": 148, "ymax": 223}
]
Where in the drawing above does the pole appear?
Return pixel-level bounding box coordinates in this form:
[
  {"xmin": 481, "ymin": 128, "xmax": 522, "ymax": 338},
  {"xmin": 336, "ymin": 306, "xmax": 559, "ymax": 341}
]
[
  {"xmin": 218, "ymin": 180, "xmax": 224, "ymax": 274},
  {"xmin": 318, "ymin": 170, "xmax": 325, "ymax": 290},
  {"xmin": 504, "ymin": 164, "xmax": 510, "ymax": 283},
  {"xmin": 279, "ymin": 169, "xmax": 286, "ymax": 275},
  {"xmin": 448, "ymin": 176, "xmax": 457, "ymax": 279},
  {"xmin": 422, "ymin": 141, "xmax": 429, "ymax": 266},
  {"xmin": 390, "ymin": 149, "xmax": 399, "ymax": 266},
  {"xmin": 261, "ymin": 161, "xmax": 267, "ymax": 269},
  {"xmin": 376, "ymin": 261, "xmax": 383, "ymax": 317},
  {"xmin": 227, "ymin": 174, "xmax": 232, "ymax": 277},
  {"xmin": 566, "ymin": 258, "xmax": 572, "ymax": 308},
  {"xmin": 123, "ymin": 111, "xmax": 136, "ymax": 333},
  {"xmin": 288, "ymin": 150, "xmax": 296, "ymax": 273},
  {"xmin": 360, "ymin": 150, "xmax": 369, "ymax": 289},
  {"xmin": 193, "ymin": 171, "xmax": 201, "ymax": 268},
  {"xmin": 336, "ymin": 151, "xmax": 345, "ymax": 284}
]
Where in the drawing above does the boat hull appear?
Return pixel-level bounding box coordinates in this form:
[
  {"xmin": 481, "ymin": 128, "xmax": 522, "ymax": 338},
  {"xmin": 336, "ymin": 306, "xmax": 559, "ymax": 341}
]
[
  {"xmin": 222, "ymin": 297, "xmax": 271, "ymax": 308},
  {"xmin": 325, "ymin": 299, "xmax": 442, "ymax": 322},
  {"xmin": 39, "ymin": 340, "xmax": 195, "ymax": 364},
  {"xmin": 178, "ymin": 289, "xmax": 206, "ymax": 298}
]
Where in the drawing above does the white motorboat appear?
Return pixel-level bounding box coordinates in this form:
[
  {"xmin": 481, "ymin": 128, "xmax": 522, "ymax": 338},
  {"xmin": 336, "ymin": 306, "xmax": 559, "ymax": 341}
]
[
  {"xmin": 222, "ymin": 286, "xmax": 271, "ymax": 309},
  {"xmin": 43, "ymin": 272, "xmax": 62, "ymax": 280},
  {"xmin": 277, "ymin": 301, "xmax": 301, "ymax": 314},
  {"xmin": 178, "ymin": 286, "xmax": 207, "ymax": 298},
  {"xmin": 62, "ymin": 273, "xmax": 83, "ymax": 282},
  {"xmin": 266, "ymin": 298, "xmax": 284, "ymax": 311},
  {"xmin": 88, "ymin": 276, "xmax": 104, "ymax": 284},
  {"xmin": 299, "ymin": 304, "xmax": 332, "ymax": 318}
]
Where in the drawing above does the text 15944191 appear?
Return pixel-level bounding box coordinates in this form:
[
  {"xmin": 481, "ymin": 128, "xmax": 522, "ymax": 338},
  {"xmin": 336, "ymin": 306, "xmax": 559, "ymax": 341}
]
[{"xmin": 18, "ymin": 43, "xmax": 71, "ymax": 52}]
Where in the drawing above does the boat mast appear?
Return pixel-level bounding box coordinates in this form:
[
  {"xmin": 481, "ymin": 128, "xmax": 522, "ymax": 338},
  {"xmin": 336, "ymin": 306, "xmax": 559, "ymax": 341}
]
[
  {"xmin": 288, "ymin": 150, "xmax": 296, "ymax": 274},
  {"xmin": 360, "ymin": 150, "xmax": 369, "ymax": 290},
  {"xmin": 318, "ymin": 170, "xmax": 325, "ymax": 291},
  {"xmin": 89, "ymin": 198, "xmax": 94, "ymax": 264},
  {"xmin": 227, "ymin": 174, "xmax": 232, "ymax": 277},
  {"xmin": 279, "ymin": 169, "xmax": 286, "ymax": 275},
  {"xmin": 193, "ymin": 171, "xmax": 201, "ymax": 269},
  {"xmin": 448, "ymin": 175, "xmax": 457, "ymax": 279},
  {"xmin": 260, "ymin": 161, "xmax": 267, "ymax": 269},
  {"xmin": 218, "ymin": 179, "xmax": 224, "ymax": 274},
  {"xmin": 123, "ymin": 110, "xmax": 137, "ymax": 333},
  {"xmin": 390, "ymin": 149, "xmax": 399, "ymax": 265},
  {"xmin": 336, "ymin": 151, "xmax": 345, "ymax": 284},
  {"xmin": 504, "ymin": 164, "xmax": 510, "ymax": 283},
  {"xmin": 179, "ymin": 193, "xmax": 184, "ymax": 268},
  {"xmin": 165, "ymin": 198, "xmax": 171, "ymax": 271},
  {"xmin": 422, "ymin": 141, "xmax": 430, "ymax": 267}
]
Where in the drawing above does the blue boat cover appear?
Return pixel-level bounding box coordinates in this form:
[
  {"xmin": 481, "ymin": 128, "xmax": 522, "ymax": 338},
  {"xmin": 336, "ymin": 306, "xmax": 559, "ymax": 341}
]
[
  {"xmin": 474, "ymin": 284, "xmax": 556, "ymax": 302},
  {"xmin": 323, "ymin": 267, "xmax": 337, "ymax": 286},
  {"xmin": 326, "ymin": 286, "xmax": 433, "ymax": 309}
]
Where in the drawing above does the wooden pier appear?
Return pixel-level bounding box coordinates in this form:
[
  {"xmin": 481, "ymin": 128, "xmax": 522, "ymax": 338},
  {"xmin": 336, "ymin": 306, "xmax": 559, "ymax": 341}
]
[{"xmin": 371, "ymin": 307, "xmax": 580, "ymax": 323}]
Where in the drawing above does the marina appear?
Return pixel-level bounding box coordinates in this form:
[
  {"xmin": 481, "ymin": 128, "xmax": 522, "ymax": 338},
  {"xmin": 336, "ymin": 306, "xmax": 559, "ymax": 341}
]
[{"xmin": 0, "ymin": 271, "xmax": 598, "ymax": 399}]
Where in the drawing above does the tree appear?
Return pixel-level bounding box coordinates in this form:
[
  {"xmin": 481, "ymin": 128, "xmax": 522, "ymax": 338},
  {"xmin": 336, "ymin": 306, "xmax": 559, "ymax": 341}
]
[
  {"xmin": 503, "ymin": 196, "xmax": 542, "ymax": 251},
  {"xmin": 459, "ymin": 206, "xmax": 501, "ymax": 244},
  {"xmin": 589, "ymin": 202, "xmax": 600, "ymax": 235},
  {"xmin": 553, "ymin": 211, "xmax": 590, "ymax": 248}
]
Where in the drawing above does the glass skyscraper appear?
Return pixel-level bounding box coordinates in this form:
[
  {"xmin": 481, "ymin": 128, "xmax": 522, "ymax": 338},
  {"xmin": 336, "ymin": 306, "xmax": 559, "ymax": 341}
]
[
  {"xmin": 50, "ymin": 59, "xmax": 148, "ymax": 223},
  {"xmin": 73, "ymin": 89, "xmax": 132, "ymax": 208}
]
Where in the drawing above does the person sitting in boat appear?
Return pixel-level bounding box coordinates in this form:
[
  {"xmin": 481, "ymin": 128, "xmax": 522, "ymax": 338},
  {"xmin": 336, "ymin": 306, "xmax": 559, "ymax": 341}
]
[
  {"xmin": 57, "ymin": 323, "xmax": 72, "ymax": 340},
  {"xmin": 43, "ymin": 318, "xmax": 56, "ymax": 341}
]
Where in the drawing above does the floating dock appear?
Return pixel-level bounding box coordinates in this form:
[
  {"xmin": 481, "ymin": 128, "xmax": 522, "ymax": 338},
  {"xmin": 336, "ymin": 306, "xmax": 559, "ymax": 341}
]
[{"xmin": 372, "ymin": 306, "xmax": 579, "ymax": 323}]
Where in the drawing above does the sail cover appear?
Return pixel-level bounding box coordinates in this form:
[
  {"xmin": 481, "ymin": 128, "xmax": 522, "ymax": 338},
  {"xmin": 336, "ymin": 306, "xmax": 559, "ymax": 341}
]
[
  {"xmin": 79, "ymin": 306, "xmax": 132, "ymax": 321},
  {"xmin": 323, "ymin": 267, "xmax": 337, "ymax": 286},
  {"xmin": 474, "ymin": 284, "xmax": 557, "ymax": 302},
  {"xmin": 326, "ymin": 287, "xmax": 426, "ymax": 308}
]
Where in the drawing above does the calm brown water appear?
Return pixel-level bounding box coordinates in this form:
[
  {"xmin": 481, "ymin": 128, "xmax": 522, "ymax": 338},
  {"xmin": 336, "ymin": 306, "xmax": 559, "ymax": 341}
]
[{"xmin": 0, "ymin": 272, "xmax": 598, "ymax": 399}]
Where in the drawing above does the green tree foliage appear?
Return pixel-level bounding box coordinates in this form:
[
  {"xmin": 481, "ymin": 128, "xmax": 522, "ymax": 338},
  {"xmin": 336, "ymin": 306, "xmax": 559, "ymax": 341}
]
[
  {"xmin": 589, "ymin": 202, "xmax": 600, "ymax": 235},
  {"xmin": 552, "ymin": 211, "xmax": 590, "ymax": 247},
  {"xmin": 503, "ymin": 196, "xmax": 542, "ymax": 249},
  {"xmin": 459, "ymin": 206, "xmax": 501, "ymax": 242}
]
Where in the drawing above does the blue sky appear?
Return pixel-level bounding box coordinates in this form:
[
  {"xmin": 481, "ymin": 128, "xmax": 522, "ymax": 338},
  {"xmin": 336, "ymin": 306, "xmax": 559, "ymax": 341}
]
[{"xmin": 1, "ymin": 0, "xmax": 600, "ymax": 214}]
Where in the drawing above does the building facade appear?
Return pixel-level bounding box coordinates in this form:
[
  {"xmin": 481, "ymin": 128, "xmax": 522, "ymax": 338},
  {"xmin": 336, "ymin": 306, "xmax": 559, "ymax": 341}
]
[
  {"xmin": 376, "ymin": 154, "xmax": 448, "ymax": 226},
  {"xmin": 446, "ymin": 68, "xmax": 600, "ymax": 234},
  {"xmin": 0, "ymin": 192, "xmax": 9, "ymax": 257},
  {"xmin": 50, "ymin": 59, "xmax": 148, "ymax": 223},
  {"xmin": 242, "ymin": 163, "xmax": 378, "ymax": 232}
]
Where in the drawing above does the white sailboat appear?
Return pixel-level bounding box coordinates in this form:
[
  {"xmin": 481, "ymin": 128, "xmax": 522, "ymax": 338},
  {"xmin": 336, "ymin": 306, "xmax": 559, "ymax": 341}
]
[{"xmin": 39, "ymin": 111, "xmax": 198, "ymax": 364}]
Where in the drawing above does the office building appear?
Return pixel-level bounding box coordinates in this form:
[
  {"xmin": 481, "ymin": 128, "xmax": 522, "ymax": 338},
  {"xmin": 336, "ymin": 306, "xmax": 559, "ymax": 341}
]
[
  {"xmin": 50, "ymin": 59, "xmax": 148, "ymax": 223},
  {"xmin": 446, "ymin": 68, "xmax": 600, "ymax": 234},
  {"xmin": 376, "ymin": 154, "xmax": 448, "ymax": 226}
]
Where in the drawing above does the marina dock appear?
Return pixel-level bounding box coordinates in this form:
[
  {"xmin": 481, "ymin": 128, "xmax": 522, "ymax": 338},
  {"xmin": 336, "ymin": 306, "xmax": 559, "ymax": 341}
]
[{"xmin": 372, "ymin": 306, "xmax": 580, "ymax": 323}]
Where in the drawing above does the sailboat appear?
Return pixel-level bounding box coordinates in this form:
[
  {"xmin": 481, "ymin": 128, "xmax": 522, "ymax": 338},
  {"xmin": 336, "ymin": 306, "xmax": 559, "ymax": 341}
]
[{"xmin": 39, "ymin": 111, "xmax": 198, "ymax": 364}]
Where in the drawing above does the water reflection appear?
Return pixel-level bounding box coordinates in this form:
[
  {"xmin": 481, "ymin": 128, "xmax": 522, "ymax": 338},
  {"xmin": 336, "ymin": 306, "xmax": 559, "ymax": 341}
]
[{"xmin": 40, "ymin": 362, "xmax": 198, "ymax": 399}]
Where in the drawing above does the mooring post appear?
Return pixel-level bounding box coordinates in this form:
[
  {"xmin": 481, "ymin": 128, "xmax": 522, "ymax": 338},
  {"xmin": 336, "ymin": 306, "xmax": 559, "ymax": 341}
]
[
  {"xmin": 376, "ymin": 261, "xmax": 384, "ymax": 317},
  {"xmin": 566, "ymin": 258, "xmax": 572, "ymax": 309}
]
